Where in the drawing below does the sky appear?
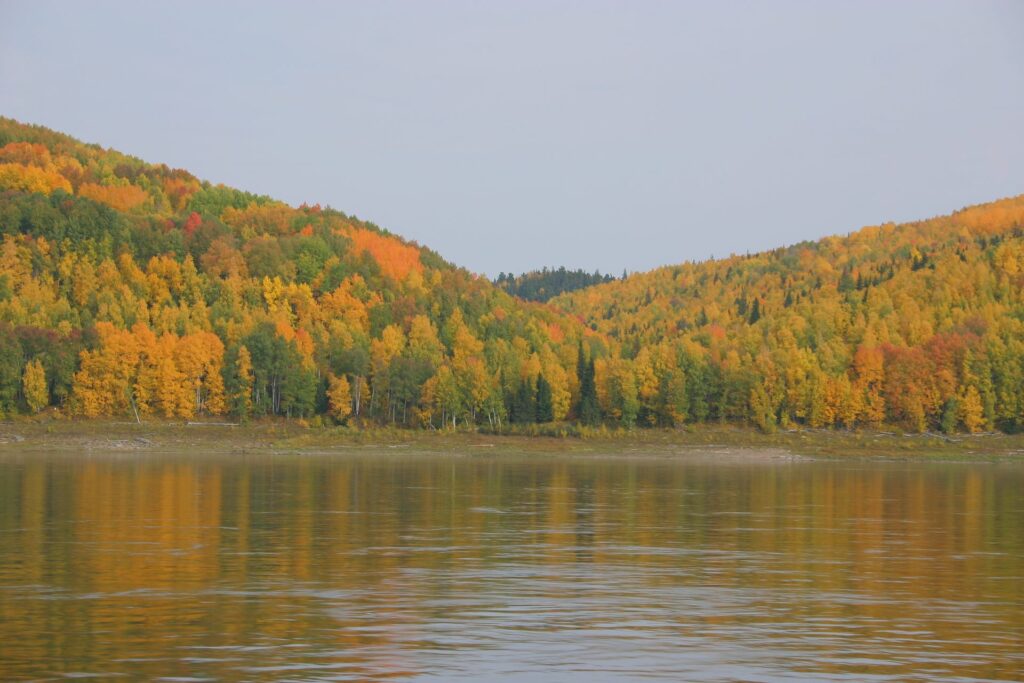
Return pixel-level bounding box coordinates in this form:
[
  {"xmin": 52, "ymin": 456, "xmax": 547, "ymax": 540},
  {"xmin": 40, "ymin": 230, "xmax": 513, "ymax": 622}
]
[{"xmin": 1, "ymin": 1, "xmax": 1022, "ymax": 278}]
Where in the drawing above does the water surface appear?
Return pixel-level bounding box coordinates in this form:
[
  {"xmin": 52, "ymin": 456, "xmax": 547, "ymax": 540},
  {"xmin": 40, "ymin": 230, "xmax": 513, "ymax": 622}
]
[{"xmin": 0, "ymin": 450, "xmax": 1021, "ymax": 681}]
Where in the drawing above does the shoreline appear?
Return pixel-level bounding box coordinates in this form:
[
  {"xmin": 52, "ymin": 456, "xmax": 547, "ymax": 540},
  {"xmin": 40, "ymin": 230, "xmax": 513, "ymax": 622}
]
[{"xmin": 2, "ymin": 419, "xmax": 1024, "ymax": 460}]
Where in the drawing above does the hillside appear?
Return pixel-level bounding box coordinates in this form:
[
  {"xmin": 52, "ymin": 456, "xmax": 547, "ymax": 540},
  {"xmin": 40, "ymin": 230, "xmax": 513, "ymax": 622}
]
[
  {"xmin": 553, "ymin": 195, "xmax": 1024, "ymax": 432},
  {"xmin": 3, "ymin": 117, "xmax": 1024, "ymax": 435},
  {"xmin": 0, "ymin": 118, "xmax": 597, "ymax": 427}
]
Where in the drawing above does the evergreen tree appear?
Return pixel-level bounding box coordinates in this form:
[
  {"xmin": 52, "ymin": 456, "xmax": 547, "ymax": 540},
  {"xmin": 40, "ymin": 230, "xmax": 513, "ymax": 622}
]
[
  {"xmin": 511, "ymin": 377, "xmax": 536, "ymax": 424},
  {"xmin": 576, "ymin": 344, "xmax": 601, "ymax": 426},
  {"xmin": 941, "ymin": 397, "xmax": 960, "ymax": 434},
  {"xmin": 574, "ymin": 341, "xmax": 586, "ymax": 415},
  {"xmin": 222, "ymin": 344, "xmax": 253, "ymax": 420},
  {"xmin": 838, "ymin": 268, "xmax": 855, "ymax": 292},
  {"xmin": 536, "ymin": 374, "xmax": 554, "ymax": 423},
  {"xmin": 0, "ymin": 329, "xmax": 24, "ymax": 417}
]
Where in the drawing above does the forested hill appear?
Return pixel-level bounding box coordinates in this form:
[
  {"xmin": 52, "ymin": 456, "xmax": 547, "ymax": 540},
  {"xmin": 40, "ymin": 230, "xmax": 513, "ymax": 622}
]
[
  {"xmin": 494, "ymin": 267, "xmax": 619, "ymax": 302},
  {"xmin": 552, "ymin": 195, "xmax": 1024, "ymax": 433},
  {"xmin": 3, "ymin": 117, "xmax": 1024, "ymax": 436},
  {"xmin": 0, "ymin": 117, "xmax": 597, "ymax": 426}
]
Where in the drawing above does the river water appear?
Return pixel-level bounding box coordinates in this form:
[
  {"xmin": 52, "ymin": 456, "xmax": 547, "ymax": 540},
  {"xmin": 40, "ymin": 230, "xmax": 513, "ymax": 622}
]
[{"xmin": 0, "ymin": 450, "xmax": 1021, "ymax": 681}]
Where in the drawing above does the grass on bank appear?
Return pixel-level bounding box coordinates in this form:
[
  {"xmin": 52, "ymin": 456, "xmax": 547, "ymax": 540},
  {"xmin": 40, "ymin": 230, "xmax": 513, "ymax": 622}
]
[{"xmin": 2, "ymin": 414, "xmax": 1024, "ymax": 459}]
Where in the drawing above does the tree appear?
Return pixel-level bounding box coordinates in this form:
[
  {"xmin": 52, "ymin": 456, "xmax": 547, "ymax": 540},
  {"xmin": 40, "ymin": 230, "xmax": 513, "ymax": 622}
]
[
  {"xmin": 600, "ymin": 358, "xmax": 639, "ymax": 428},
  {"xmin": 536, "ymin": 374, "xmax": 554, "ymax": 423},
  {"xmin": 174, "ymin": 332, "xmax": 226, "ymax": 415},
  {"xmin": 135, "ymin": 329, "xmax": 191, "ymax": 417},
  {"xmin": 618, "ymin": 369, "xmax": 639, "ymax": 428},
  {"xmin": 244, "ymin": 323, "xmax": 309, "ymax": 416},
  {"xmin": 679, "ymin": 351, "xmax": 711, "ymax": 423},
  {"xmin": 511, "ymin": 377, "xmax": 536, "ymax": 424},
  {"xmin": 224, "ymin": 345, "xmax": 254, "ymax": 420},
  {"xmin": 22, "ymin": 358, "xmax": 48, "ymax": 413},
  {"xmin": 958, "ymin": 386, "xmax": 985, "ymax": 433},
  {"xmin": 327, "ymin": 374, "xmax": 352, "ymax": 422},
  {"xmin": 544, "ymin": 360, "xmax": 571, "ymax": 421},
  {"xmin": 750, "ymin": 381, "xmax": 776, "ymax": 433},
  {"xmin": 853, "ymin": 343, "xmax": 886, "ymax": 426},
  {"xmin": 369, "ymin": 324, "xmax": 406, "ymax": 421},
  {"xmin": 72, "ymin": 323, "xmax": 139, "ymax": 418},
  {"xmin": 427, "ymin": 364, "xmax": 462, "ymax": 429},
  {"xmin": 0, "ymin": 330, "xmax": 24, "ymax": 416},
  {"xmin": 280, "ymin": 364, "xmax": 317, "ymax": 417},
  {"xmin": 576, "ymin": 342, "xmax": 601, "ymax": 425},
  {"xmin": 940, "ymin": 397, "xmax": 959, "ymax": 435}
]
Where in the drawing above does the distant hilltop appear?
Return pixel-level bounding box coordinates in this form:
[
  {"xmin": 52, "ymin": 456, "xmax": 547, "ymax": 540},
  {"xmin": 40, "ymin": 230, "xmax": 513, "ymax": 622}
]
[{"xmin": 494, "ymin": 267, "xmax": 620, "ymax": 303}]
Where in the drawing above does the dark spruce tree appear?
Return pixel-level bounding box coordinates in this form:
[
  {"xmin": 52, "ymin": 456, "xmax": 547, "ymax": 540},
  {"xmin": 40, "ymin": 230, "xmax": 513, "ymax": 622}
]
[
  {"xmin": 511, "ymin": 377, "xmax": 537, "ymax": 424},
  {"xmin": 536, "ymin": 374, "xmax": 554, "ymax": 423},
  {"xmin": 575, "ymin": 342, "xmax": 601, "ymax": 426}
]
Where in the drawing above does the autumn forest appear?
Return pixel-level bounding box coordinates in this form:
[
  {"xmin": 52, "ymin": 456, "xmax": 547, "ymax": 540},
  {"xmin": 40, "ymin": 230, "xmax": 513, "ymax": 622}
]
[{"xmin": 2, "ymin": 117, "xmax": 1024, "ymax": 435}]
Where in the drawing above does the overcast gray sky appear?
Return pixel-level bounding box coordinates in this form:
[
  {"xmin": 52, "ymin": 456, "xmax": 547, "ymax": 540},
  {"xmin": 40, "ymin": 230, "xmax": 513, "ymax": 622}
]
[{"xmin": 1, "ymin": 1, "xmax": 1022, "ymax": 277}]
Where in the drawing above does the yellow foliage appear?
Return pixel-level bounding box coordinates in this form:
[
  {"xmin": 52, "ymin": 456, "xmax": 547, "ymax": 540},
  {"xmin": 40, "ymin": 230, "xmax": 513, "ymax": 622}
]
[
  {"xmin": 222, "ymin": 202, "xmax": 294, "ymax": 236},
  {"xmin": 0, "ymin": 162, "xmax": 71, "ymax": 194},
  {"xmin": 73, "ymin": 323, "xmax": 226, "ymax": 419},
  {"xmin": 22, "ymin": 359, "xmax": 48, "ymax": 413},
  {"xmin": 327, "ymin": 374, "xmax": 352, "ymax": 421},
  {"xmin": 958, "ymin": 386, "xmax": 985, "ymax": 433}
]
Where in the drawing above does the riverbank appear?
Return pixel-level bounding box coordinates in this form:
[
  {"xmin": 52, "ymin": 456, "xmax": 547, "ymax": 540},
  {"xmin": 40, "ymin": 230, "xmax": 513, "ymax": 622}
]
[{"xmin": 1, "ymin": 418, "xmax": 1023, "ymax": 459}]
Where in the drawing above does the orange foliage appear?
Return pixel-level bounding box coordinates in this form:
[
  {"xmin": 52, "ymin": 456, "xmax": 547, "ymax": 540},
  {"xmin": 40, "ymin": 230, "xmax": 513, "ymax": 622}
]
[
  {"xmin": 348, "ymin": 228, "xmax": 423, "ymax": 282},
  {"xmin": 275, "ymin": 320, "xmax": 296, "ymax": 342},
  {"xmin": 78, "ymin": 182, "xmax": 149, "ymax": 212},
  {"xmin": 957, "ymin": 199, "xmax": 1024, "ymax": 238},
  {"xmin": 293, "ymin": 328, "xmax": 315, "ymax": 364},
  {"xmin": 163, "ymin": 176, "xmax": 200, "ymax": 212},
  {"xmin": 0, "ymin": 142, "xmax": 52, "ymax": 167}
]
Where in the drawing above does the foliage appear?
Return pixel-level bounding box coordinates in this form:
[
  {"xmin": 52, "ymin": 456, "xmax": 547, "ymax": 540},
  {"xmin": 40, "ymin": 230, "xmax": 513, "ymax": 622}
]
[
  {"xmin": 2, "ymin": 116, "xmax": 1024, "ymax": 435},
  {"xmin": 554, "ymin": 195, "xmax": 1024, "ymax": 433},
  {"xmin": 22, "ymin": 358, "xmax": 48, "ymax": 413}
]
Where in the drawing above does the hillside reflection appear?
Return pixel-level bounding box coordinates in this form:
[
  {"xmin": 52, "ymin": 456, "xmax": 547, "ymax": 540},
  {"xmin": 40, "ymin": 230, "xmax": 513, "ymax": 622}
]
[{"xmin": 0, "ymin": 453, "xmax": 1022, "ymax": 681}]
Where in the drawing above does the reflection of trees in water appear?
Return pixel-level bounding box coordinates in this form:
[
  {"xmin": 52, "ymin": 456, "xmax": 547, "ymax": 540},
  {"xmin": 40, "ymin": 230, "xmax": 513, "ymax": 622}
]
[{"xmin": 0, "ymin": 455, "xmax": 1021, "ymax": 680}]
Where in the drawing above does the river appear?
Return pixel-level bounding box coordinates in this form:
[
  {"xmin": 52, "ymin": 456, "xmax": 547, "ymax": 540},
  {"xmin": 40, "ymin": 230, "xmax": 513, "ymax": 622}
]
[{"xmin": 0, "ymin": 450, "xmax": 1021, "ymax": 681}]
